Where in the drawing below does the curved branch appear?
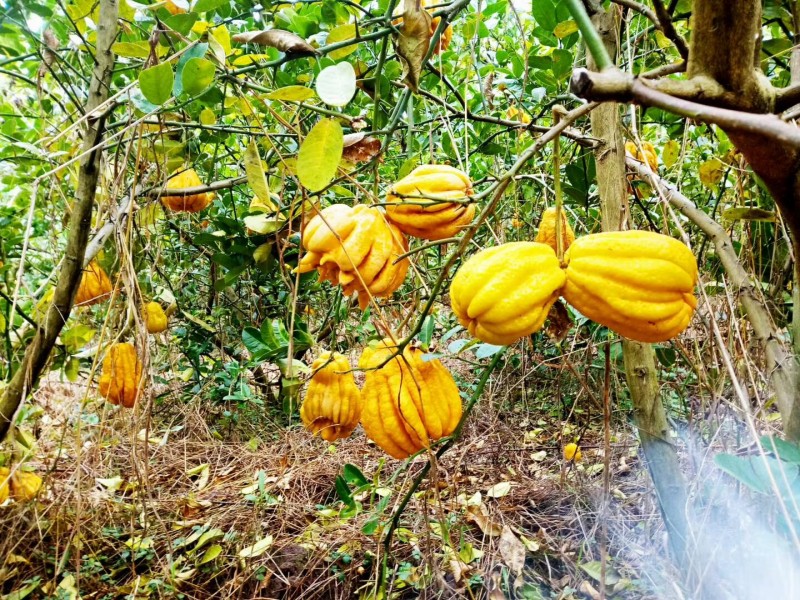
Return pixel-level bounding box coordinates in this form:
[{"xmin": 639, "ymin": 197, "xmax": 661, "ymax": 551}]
[
  {"xmin": 628, "ymin": 159, "xmax": 800, "ymax": 439},
  {"xmin": 571, "ymin": 68, "xmax": 800, "ymax": 148}
]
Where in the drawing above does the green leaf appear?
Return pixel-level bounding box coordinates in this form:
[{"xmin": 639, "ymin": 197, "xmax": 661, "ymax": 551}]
[
  {"xmin": 64, "ymin": 357, "xmax": 81, "ymax": 382},
  {"xmin": 342, "ymin": 463, "xmax": 369, "ymax": 487},
  {"xmin": 192, "ymin": 0, "xmax": 228, "ymax": 13},
  {"xmin": 266, "ymin": 85, "xmax": 315, "ymax": 101},
  {"xmin": 113, "ymin": 41, "xmax": 153, "ymax": 58},
  {"xmin": 244, "ymin": 138, "xmax": 277, "ymax": 211},
  {"xmin": 326, "ymin": 24, "xmax": 358, "ymax": 59},
  {"xmin": 139, "ymin": 62, "xmax": 174, "ymax": 105},
  {"xmin": 297, "ymin": 118, "xmax": 343, "ymax": 192},
  {"xmin": 553, "ymin": 20, "xmax": 578, "ymax": 39},
  {"xmin": 199, "ymin": 544, "xmax": 223, "ymax": 564},
  {"xmin": 165, "ymin": 13, "xmax": 199, "ymax": 35},
  {"xmin": 334, "ymin": 475, "xmax": 354, "ymax": 507},
  {"xmin": 662, "ymin": 139, "xmax": 680, "ymax": 168},
  {"xmin": 181, "ymin": 57, "xmax": 216, "ymax": 96},
  {"xmin": 174, "ymin": 43, "xmax": 209, "ymax": 96},
  {"xmin": 61, "ymin": 324, "xmax": 96, "ymax": 352},
  {"xmin": 761, "ymin": 436, "xmax": 800, "ymax": 465}
]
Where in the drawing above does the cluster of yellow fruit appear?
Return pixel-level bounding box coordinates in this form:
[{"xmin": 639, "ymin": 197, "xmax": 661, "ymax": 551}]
[
  {"xmin": 0, "ymin": 467, "xmax": 43, "ymax": 503},
  {"xmin": 73, "ymin": 262, "xmax": 166, "ymax": 409},
  {"xmin": 297, "ymin": 165, "xmax": 474, "ymax": 308},
  {"xmin": 299, "ymin": 340, "xmax": 463, "ymax": 459},
  {"xmin": 450, "ymin": 208, "xmax": 698, "ymax": 345}
]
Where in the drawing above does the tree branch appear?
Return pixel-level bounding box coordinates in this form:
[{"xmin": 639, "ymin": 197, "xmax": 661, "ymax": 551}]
[
  {"xmin": 628, "ymin": 159, "xmax": 800, "ymax": 439},
  {"xmin": 0, "ymin": 0, "xmax": 119, "ymax": 441},
  {"xmin": 571, "ymin": 68, "xmax": 800, "ymax": 148}
]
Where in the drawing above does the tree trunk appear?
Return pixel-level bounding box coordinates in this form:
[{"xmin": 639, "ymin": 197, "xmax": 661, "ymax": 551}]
[
  {"xmin": 587, "ymin": 4, "xmax": 689, "ymax": 565},
  {"xmin": 0, "ymin": 0, "xmax": 119, "ymax": 441}
]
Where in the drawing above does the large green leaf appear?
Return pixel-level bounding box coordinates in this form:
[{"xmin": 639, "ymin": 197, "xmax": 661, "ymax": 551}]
[
  {"xmin": 181, "ymin": 57, "xmax": 216, "ymax": 96},
  {"xmin": 139, "ymin": 62, "xmax": 174, "ymax": 105},
  {"xmin": 297, "ymin": 118, "xmax": 343, "ymax": 192}
]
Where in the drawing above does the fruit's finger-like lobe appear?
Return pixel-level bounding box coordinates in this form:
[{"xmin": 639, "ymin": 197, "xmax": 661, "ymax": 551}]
[
  {"xmin": 535, "ymin": 207, "xmax": 576, "ymax": 253},
  {"xmin": 297, "ymin": 205, "xmax": 410, "ymax": 310},
  {"xmin": 75, "ymin": 261, "xmax": 113, "ymax": 306},
  {"xmin": 143, "ymin": 301, "xmax": 168, "ymax": 334},
  {"xmin": 299, "ymin": 352, "xmax": 362, "ymax": 442},
  {"xmin": 450, "ymin": 242, "xmax": 566, "ymax": 345},
  {"xmin": 161, "ymin": 168, "xmax": 215, "ymax": 213},
  {"xmin": 385, "ymin": 164, "xmax": 475, "ymax": 240},
  {"xmin": 562, "ymin": 230, "xmax": 698, "ymax": 342},
  {"xmin": 358, "ymin": 340, "xmax": 463, "ymax": 459},
  {"xmin": 98, "ymin": 343, "xmax": 143, "ymax": 408}
]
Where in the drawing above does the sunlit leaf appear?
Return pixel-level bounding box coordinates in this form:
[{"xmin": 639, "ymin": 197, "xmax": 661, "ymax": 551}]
[
  {"xmin": 486, "ymin": 481, "xmax": 512, "ymax": 498},
  {"xmin": 238, "ymin": 535, "xmax": 274, "ymax": 558},
  {"xmin": 181, "ymin": 57, "xmax": 215, "ymax": 95},
  {"xmin": 297, "ymin": 118, "xmax": 343, "ymax": 192},
  {"xmin": 327, "ymin": 24, "xmax": 358, "ymax": 59},
  {"xmin": 661, "ymin": 139, "xmax": 680, "ymax": 168},
  {"xmin": 139, "ymin": 62, "xmax": 174, "ymax": 105},
  {"xmin": 266, "ymin": 85, "xmax": 315, "ymax": 101},
  {"xmin": 315, "ymin": 61, "xmax": 357, "ymax": 107},
  {"xmin": 699, "ymin": 157, "xmax": 725, "ymax": 188},
  {"xmin": 244, "ymin": 138, "xmax": 278, "ymax": 211}
]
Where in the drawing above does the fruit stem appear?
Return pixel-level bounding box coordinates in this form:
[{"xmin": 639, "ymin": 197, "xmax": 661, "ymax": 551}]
[{"xmin": 553, "ymin": 106, "xmax": 565, "ymax": 264}]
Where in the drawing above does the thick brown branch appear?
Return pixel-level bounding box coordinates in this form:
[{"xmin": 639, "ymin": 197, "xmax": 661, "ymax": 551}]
[
  {"xmin": 651, "ymin": 0, "xmax": 689, "ymax": 60},
  {"xmin": 571, "ymin": 68, "xmax": 800, "ymax": 148},
  {"xmin": 0, "ymin": 0, "xmax": 119, "ymax": 440}
]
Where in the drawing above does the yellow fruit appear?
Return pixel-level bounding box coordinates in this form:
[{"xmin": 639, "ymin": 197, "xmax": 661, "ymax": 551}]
[
  {"xmin": 143, "ymin": 301, "xmax": 168, "ymax": 334},
  {"xmin": 295, "ymin": 204, "xmax": 410, "ymax": 310},
  {"xmin": 449, "ymin": 242, "xmax": 567, "ymax": 345},
  {"xmin": 562, "ymin": 231, "xmax": 698, "ymax": 342},
  {"xmin": 75, "ymin": 261, "xmax": 113, "ymax": 306},
  {"xmin": 535, "ymin": 207, "xmax": 576, "ymax": 253},
  {"xmin": 161, "ymin": 168, "xmax": 215, "ymax": 213},
  {"xmin": 625, "ymin": 141, "xmax": 658, "ymax": 173},
  {"xmin": 164, "ymin": 0, "xmax": 187, "ymax": 15},
  {"xmin": 10, "ymin": 470, "xmax": 42, "ymax": 502},
  {"xmin": 563, "ymin": 443, "xmax": 582, "ymax": 462},
  {"xmin": 0, "ymin": 467, "xmax": 9, "ymax": 503},
  {"xmin": 98, "ymin": 343, "xmax": 143, "ymax": 408},
  {"xmin": 385, "ymin": 165, "xmax": 474, "ymax": 240},
  {"xmin": 359, "ymin": 340, "xmax": 462, "ymax": 459},
  {"xmin": 299, "ymin": 352, "xmax": 363, "ymax": 442}
]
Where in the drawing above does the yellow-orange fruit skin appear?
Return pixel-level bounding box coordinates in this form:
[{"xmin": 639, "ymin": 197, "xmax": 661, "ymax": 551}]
[
  {"xmin": 625, "ymin": 141, "xmax": 658, "ymax": 172},
  {"xmin": 143, "ymin": 301, "xmax": 168, "ymax": 334},
  {"xmin": 359, "ymin": 340, "xmax": 462, "ymax": 459},
  {"xmin": 295, "ymin": 204, "xmax": 410, "ymax": 310},
  {"xmin": 161, "ymin": 168, "xmax": 215, "ymax": 213},
  {"xmin": 562, "ymin": 231, "xmax": 698, "ymax": 343},
  {"xmin": 0, "ymin": 467, "xmax": 9, "ymax": 503},
  {"xmin": 75, "ymin": 261, "xmax": 113, "ymax": 306},
  {"xmin": 164, "ymin": 0, "xmax": 187, "ymax": 15},
  {"xmin": 98, "ymin": 343, "xmax": 143, "ymax": 408},
  {"xmin": 535, "ymin": 207, "xmax": 576, "ymax": 253},
  {"xmin": 563, "ymin": 443, "xmax": 582, "ymax": 462},
  {"xmin": 385, "ymin": 165, "xmax": 474, "ymax": 240},
  {"xmin": 449, "ymin": 242, "xmax": 567, "ymax": 346},
  {"xmin": 10, "ymin": 471, "xmax": 42, "ymax": 502},
  {"xmin": 299, "ymin": 352, "xmax": 363, "ymax": 442}
]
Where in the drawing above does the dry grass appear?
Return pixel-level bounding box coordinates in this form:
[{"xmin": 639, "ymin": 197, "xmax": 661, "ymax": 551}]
[{"xmin": 1, "ymin": 324, "xmax": 796, "ymax": 600}]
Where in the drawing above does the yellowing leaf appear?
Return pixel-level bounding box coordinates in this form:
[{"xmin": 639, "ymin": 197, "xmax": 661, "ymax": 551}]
[
  {"xmin": 244, "ymin": 138, "xmax": 277, "ymax": 211},
  {"xmin": 266, "ymin": 85, "xmax": 315, "ymax": 101},
  {"xmin": 554, "ymin": 20, "xmax": 579, "ymax": 38},
  {"xmin": 297, "ymin": 118, "xmax": 343, "ymax": 192},
  {"xmin": 210, "ymin": 24, "xmax": 232, "ymax": 56},
  {"xmin": 231, "ymin": 53, "xmax": 275, "ymax": 66},
  {"xmin": 699, "ymin": 157, "xmax": 725, "ymax": 188},
  {"xmin": 244, "ymin": 214, "xmax": 284, "ymax": 235},
  {"xmin": 199, "ymin": 108, "xmax": 217, "ymax": 125},
  {"xmin": 662, "ymin": 139, "xmax": 680, "ymax": 169},
  {"xmin": 722, "ymin": 207, "xmax": 776, "ymax": 222},
  {"xmin": 486, "ymin": 481, "xmax": 512, "ymax": 498},
  {"xmin": 199, "ymin": 544, "xmax": 223, "ymax": 564},
  {"xmin": 238, "ymin": 535, "xmax": 274, "ymax": 558},
  {"xmin": 327, "ymin": 24, "xmax": 358, "ymax": 60}
]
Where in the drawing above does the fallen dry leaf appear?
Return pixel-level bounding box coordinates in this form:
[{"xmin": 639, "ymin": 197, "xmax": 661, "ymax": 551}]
[
  {"xmin": 231, "ymin": 29, "xmax": 317, "ymax": 56},
  {"xmin": 499, "ymin": 525, "xmax": 526, "ymax": 578},
  {"xmin": 466, "ymin": 503, "xmax": 503, "ymax": 536}
]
